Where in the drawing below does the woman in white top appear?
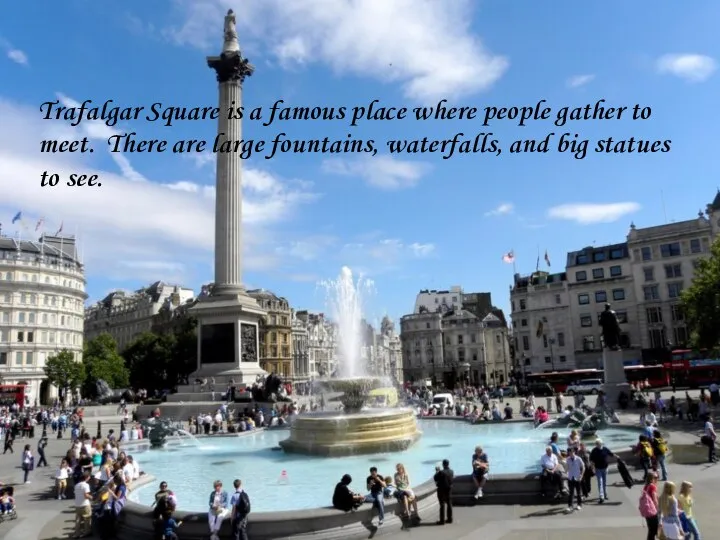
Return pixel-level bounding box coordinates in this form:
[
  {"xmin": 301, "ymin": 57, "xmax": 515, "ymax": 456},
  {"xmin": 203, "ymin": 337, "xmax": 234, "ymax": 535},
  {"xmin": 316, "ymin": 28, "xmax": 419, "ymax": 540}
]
[
  {"xmin": 21, "ymin": 444, "xmax": 34, "ymax": 484},
  {"xmin": 703, "ymin": 420, "xmax": 717, "ymax": 463}
]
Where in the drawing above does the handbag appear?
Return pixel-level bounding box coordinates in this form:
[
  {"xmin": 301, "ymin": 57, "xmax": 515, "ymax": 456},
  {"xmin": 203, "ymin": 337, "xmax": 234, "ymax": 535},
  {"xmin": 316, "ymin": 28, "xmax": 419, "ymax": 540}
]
[{"xmin": 661, "ymin": 521, "xmax": 683, "ymax": 540}]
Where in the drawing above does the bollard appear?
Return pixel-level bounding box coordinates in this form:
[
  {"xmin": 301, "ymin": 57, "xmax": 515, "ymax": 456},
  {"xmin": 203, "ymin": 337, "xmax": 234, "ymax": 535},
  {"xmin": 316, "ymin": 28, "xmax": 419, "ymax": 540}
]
[
  {"xmin": 57, "ymin": 427, "xmax": 62, "ymax": 439},
  {"xmin": 97, "ymin": 420, "xmax": 102, "ymax": 439}
]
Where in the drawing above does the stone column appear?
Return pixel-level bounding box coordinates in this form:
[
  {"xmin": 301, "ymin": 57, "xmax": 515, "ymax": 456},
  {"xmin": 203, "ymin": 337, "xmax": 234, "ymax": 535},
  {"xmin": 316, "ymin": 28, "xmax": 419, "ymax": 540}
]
[{"xmin": 207, "ymin": 15, "xmax": 254, "ymax": 297}]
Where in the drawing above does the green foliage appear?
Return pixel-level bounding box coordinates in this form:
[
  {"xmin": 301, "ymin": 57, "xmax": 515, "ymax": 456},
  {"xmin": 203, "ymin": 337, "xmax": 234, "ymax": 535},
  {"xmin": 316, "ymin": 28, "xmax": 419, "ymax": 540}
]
[
  {"xmin": 44, "ymin": 349, "xmax": 86, "ymax": 402},
  {"xmin": 680, "ymin": 237, "xmax": 720, "ymax": 349},
  {"xmin": 122, "ymin": 318, "xmax": 198, "ymax": 393},
  {"xmin": 82, "ymin": 333, "xmax": 130, "ymax": 397}
]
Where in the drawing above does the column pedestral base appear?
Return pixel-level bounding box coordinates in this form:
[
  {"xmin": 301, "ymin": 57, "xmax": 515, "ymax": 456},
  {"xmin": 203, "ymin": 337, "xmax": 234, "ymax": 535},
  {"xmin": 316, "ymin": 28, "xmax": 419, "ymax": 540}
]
[
  {"xmin": 601, "ymin": 347, "xmax": 629, "ymax": 410},
  {"xmin": 189, "ymin": 290, "xmax": 267, "ymax": 386}
]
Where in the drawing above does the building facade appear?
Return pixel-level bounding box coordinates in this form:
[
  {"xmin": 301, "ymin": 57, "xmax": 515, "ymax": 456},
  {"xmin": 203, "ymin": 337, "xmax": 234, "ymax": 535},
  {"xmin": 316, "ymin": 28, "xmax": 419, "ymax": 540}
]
[
  {"xmin": 400, "ymin": 308, "xmax": 510, "ymax": 387},
  {"xmin": 510, "ymin": 271, "xmax": 574, "ymax": 374},
  {"xmin": 248, "ymin": 289, "xmax": 293, "ymax": 378},
  {"xmin": 291, "ymin": 310, "xmax": 309, "ymax": 384},
  {"xmin": 508, "ymin": 191, "xmax": 720, "ymax": 374},
  {"xmin": 566, "ymin": 243, "xmax": 641, "ymax": 369},
  {"xmin": 413, "ymin": 286, "xmax": 464, "ymax": 314},
  {"xmin": 0, "ymin": 235, "xmax": 87, "ymax": 405},
  {"xmin": 296, "ymin": 311, "xmax": 337, "ymax": 378},
  {"xmin": 85, "ymin": 282, "xmax": 194, "ymax": 351}
]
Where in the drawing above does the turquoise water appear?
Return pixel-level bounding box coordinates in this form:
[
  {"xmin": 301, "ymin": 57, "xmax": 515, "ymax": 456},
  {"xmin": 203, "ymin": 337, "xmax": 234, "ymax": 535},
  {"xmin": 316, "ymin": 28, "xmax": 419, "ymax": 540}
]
[{"xmin": 128, "ymin": 420, "xmax": 638, "ymax": 512}]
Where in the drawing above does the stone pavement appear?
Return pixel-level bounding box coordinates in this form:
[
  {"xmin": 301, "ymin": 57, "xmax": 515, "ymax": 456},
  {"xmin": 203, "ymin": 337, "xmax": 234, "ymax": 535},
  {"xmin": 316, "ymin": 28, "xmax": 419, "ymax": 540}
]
[{"xmin": 0, "ymin": 398, "xmax": 717, "ymax": 540}]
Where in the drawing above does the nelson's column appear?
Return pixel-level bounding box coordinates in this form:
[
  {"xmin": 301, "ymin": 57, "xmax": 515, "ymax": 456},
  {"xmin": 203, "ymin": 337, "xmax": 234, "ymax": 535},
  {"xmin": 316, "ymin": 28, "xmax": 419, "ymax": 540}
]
[{"xmin": 189, "ymin": 9, "xmax": 266, "ymax": 383}]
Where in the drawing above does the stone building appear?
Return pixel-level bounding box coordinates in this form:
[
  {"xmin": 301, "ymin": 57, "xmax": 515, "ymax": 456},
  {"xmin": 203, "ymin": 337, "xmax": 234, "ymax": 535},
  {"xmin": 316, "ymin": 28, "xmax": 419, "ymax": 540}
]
[
  {"xmin": 248, "ymin": 289, "xmax": 293, "ymax": 378},
  {"xmin": 296, "ymin": 310, "xmax": 337, "ymax": 378},
  {"xmin": 291, "ymin": 310, "xmax": 309, "ymax": 384},
  {"xmin": 85, "ymin": 281, "xmax": 194, "ymax": 351},
  {"xmin": 0, "ymin": 234, "xmax": 86, "ymax": 404}
]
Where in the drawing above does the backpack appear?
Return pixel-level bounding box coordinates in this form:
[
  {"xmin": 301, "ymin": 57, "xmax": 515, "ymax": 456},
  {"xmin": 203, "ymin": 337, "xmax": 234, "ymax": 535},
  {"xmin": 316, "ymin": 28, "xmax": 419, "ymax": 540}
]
[
  {"xmin": 638, "ymin": 487, "xmax": 656, "ymax": 518},
  {"xmin": 236, "ymin": 491, "xmax": 251, "ymax": 515},
  {"xmin": 653, "ymin": 437, "xmax": 667, "ymax": 456},
  {"xmin": 640, "ymin": 441, "xmax": 653, "ymax": 458}
]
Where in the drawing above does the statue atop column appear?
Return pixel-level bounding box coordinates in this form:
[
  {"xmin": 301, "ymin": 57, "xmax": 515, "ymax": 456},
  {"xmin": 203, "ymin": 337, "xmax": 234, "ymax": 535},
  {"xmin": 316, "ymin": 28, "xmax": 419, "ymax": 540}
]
[
  {"xmin": 222, "ymin": 9, "xmax": 240, "ymax": 55},
  {"xmin": 599, "ymin": 303, "xmax": 622, "ymax": 350}
]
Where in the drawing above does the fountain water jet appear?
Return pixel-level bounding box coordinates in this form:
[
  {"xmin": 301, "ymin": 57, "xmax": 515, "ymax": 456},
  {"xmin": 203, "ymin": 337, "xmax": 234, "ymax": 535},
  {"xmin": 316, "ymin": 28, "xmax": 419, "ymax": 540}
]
[{"xmin": 279, "ymin": 267, "xmax": 421, "ymax": 456}]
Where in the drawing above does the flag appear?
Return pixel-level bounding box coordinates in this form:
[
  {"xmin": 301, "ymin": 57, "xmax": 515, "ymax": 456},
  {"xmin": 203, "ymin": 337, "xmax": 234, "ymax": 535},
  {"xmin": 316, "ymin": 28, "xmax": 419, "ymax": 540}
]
[
  {"xmin": 536, "ymin": 319, "xmax": 544, "ymax": 338},
  {"xmin": 55, "ymin": 221, "xmax": 64, "ymax": 235},
  {"xmin": 35, "ymin": 218, "xmax": 44, "ymax": 232},
  {"xmin": 544, "ymin": 250, "xmax": 551, "ymax": 267},
  {"xmin": 11, "ymin": 211, "xmax": 22, "ymax": 224},
  {"xmin": 536, "ymin": 253, "xmax": 540, "ymax": 271},
  {"xmin": 502, "ymin": 250, "xmax": 515, "ymax": 264}
]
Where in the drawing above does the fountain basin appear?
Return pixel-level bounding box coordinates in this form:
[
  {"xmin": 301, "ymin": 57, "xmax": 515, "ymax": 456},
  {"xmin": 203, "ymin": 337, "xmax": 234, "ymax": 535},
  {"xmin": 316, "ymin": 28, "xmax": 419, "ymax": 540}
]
[{"xmin": 279, "ymin": 408, "xmax": 421, "ymax": 457}]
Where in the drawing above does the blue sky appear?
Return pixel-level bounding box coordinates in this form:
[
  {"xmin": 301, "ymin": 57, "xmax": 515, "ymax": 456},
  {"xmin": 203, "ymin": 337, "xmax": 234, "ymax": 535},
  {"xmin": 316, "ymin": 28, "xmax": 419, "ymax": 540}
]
[{"xmin": 0, "ymin": 0, "xmax": 718, "ymax": 326}]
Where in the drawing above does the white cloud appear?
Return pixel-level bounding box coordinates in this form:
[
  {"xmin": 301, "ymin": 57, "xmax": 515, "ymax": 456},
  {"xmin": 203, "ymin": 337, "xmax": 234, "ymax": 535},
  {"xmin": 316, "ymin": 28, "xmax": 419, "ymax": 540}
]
[
  {"xmin": 484, "ymin": 203, "xmax": 514, "ymax": 217},
  {"xmin": 547, "ymin": 202, "xmax": 641, "ymax": 225},
  {"xmin": 0, "ymin": 97, "xmax": 316, "ymax": 285},
  {"xmin": 409, "ymin": 243, "xmax": 435, "ymax": 257},
  {"xmin": 0, "ymin": 38, "xmax": 28, "ymax": 66},
  {"xmin": 567, "ymin": 74, "xmax": 595, "ymax": 88},
  {"xmin": 342, "ymin": 238, "xmax": 435, "ymax": 263},
  {"xmin": 322, "ymin": 156, "xmax": 430, "ymax": 190},
  {"xmin": 276, "ymin": 237, "xmax": 336, "ymax": 261},
  {"xmin": 656, "ymin": 54, "xmax": 716, "ymax": 83},
  {"xmin": 167, "ymin": 0, "xmax": 508, "ymax": 101}
]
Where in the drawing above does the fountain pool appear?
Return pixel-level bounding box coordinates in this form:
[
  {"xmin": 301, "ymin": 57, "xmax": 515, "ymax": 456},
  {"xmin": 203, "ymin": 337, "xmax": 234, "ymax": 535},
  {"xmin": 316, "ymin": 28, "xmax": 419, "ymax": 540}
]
[{"xmin": 129, "ymin": 419, "xmax": 639, "ymax": 512}]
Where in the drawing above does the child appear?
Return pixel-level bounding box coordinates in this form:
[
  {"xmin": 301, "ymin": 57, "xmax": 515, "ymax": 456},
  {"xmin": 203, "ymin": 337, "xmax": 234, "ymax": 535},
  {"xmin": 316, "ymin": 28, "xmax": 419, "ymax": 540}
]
[
  {"xmin": 0, "ymin": 487, "xmax": 15, "ymax": 515},
  {"xmin": 383, "ymin": 476, "xmax": 396, "ymax": 498},
  {"xmin": 55, "ymin": 458, "xmax": 73, "ymax": 500},
  {"xmin": 163, "ymin": 510, "xmax": 182, "ymax": 540}
]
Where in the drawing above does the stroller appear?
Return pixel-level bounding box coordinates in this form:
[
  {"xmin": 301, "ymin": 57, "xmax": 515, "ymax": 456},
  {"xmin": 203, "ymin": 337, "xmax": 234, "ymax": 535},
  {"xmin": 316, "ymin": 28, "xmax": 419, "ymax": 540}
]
[{"xmin": 0, "ymin": 486, "xmax": 18, "ymax": 522}]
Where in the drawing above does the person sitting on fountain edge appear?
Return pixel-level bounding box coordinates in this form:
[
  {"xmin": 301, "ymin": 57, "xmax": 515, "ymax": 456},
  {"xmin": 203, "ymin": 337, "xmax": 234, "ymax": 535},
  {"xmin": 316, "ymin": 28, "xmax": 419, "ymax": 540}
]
[
  {"xmin": 471, "ymin": 446, "xmax": 489, "ymax": 499},
  {"xmin": 332, "ymin": 474, "xmax": 364, "ymax": 512},
  {"xmin": 365, "ymin": 467, "xmax": 387, "ymax": 525}
]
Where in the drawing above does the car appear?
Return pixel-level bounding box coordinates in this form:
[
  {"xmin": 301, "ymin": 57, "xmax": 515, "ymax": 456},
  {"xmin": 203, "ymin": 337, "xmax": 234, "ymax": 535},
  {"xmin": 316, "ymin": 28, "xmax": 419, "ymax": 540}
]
[
  {"xmin": 566, "ymin": 378, "xmax": 604, "ymax": 395},
  {"xmin": 431, "ymin": 393, "xmax": 455, "ymax": 410}
]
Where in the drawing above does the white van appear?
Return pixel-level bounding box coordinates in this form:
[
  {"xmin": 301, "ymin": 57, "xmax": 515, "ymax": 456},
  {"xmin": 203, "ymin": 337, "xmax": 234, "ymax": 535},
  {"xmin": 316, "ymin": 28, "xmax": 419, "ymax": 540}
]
[{"xmin": 431, "ymin": 393, "xmax": 455, "ymax": 410}]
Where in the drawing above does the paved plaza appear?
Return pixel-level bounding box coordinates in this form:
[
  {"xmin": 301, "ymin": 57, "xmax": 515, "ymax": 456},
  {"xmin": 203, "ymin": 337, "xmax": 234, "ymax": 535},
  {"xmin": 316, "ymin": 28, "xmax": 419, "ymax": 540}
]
[{"xmin": 0, "ymin": 396, "xmax": 717, "ymax": 539}]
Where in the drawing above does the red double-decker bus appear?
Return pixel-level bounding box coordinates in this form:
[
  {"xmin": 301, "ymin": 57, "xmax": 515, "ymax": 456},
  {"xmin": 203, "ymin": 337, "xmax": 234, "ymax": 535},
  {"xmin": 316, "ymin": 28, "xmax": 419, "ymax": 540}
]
[
  {"xmin": 527, "ymin": 364, "xmax": 667, "ymax": 392},
  {"xmin": 0, "ymin": 384, "xmax": 26, "ymax": 407},
  {"xmin": 664, "ymin": 349, "xmax": 720, "ymax": 388}
]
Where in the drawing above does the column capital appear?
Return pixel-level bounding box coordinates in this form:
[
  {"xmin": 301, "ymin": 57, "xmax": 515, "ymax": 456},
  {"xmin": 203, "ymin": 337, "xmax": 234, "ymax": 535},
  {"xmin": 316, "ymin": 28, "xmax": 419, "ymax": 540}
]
[{"xmin": 207, "ymin": 52, "xmax": 255, "ymax": 84}]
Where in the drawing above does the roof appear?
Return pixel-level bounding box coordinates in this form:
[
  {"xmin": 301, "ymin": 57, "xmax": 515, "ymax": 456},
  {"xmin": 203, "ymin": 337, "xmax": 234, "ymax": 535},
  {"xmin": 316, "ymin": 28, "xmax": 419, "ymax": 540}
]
[
  {"xmin": 710, "ymin": 190, "xmax": 720, "ymax": 211},
  {"xmin": 442, "ymin": 308, "xmax": 478, "ymax": 320},
  {"xmin": 0, "ymin": 234, "xmax": 80, "ymax": 263}
]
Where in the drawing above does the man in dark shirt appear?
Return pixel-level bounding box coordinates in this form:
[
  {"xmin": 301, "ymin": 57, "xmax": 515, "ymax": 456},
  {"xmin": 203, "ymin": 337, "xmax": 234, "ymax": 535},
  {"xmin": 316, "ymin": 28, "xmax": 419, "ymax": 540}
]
[
  {"xmin": 433, "ymin": 459, "xmax": 454, "ymax": 525},
  {"xmin": 365, "ymin": 467, "xmax": 387, "ymax": 526},
  {"xmin": 471, "ymin": 446, "xmax": 489, "ymax": 499},
  {"xmin": 588, "ymin": 438, "xmax": 614, "ymax": 502},
  {"xmin": 332, "ymin": 474, "xmax": 364, "ymax": 512}
]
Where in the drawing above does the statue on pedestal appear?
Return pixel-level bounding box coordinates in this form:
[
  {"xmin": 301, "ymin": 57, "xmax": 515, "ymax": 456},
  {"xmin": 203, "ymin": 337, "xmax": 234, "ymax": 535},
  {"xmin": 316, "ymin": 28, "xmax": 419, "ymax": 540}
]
[
  {"xmin": 222, "ymin": 9, "xmax": 240, "ymax": 54},
  {"xmin": 599, "ymin": 303, "xmax": 621, "ymax": 351}
]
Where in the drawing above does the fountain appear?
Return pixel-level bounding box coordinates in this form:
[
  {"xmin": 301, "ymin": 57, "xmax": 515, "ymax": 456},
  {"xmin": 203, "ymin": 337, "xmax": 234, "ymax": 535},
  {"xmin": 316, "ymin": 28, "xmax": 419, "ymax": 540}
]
[
  {"xmin": 279, "ymin": 267, "xmax": 421, "ymax": 457},
  {"xmin": 174, "ymin": 428, "xmax": 205, "ymax": 447}
]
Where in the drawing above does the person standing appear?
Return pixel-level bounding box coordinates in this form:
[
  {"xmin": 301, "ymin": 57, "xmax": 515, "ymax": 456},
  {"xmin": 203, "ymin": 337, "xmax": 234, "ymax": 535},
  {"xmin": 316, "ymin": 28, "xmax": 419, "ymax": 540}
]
[
  {"xmin": 37, "ymin": 435, "xmax": 48, "ymax": 467},
  {"xmin": 702, "ymin": 419, "xmax": 716, "ymax": 463},
  {"xmin": 208, "ymin": 480, "xmax": 230, "ymax": 540},
  {"xmin": 230, "ymin": 478, "xmax": 251, "ymax": 540},
  {"xmin": 639, "ymin": 472, "xmax": 659, "ymax": 540},
  {"xmin": 433, "ymin": 459, "xmax": 454, "ymax": 525},
  {"xmin": 21, "ymin": 444, "xmax": 34, "ymax": 484},
  {"xmin": 564, "ymin": 447, "xmax": 585, "ymax": 513},
  {"xmin": 588, "ymin": 438, "xmax": 614, "ymax": 502},
  {"xmin": 73, "ymin": 471, "xmax": 93, "ymax": 539}
]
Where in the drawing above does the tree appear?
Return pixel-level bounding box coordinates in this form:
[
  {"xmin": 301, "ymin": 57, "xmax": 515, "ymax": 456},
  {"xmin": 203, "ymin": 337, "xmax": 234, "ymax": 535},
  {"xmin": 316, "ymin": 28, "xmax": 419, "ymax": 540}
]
[
  {"xmin": 44, "ymin": 349, "xmax": 86, "ymax": 404},
  {"xmin": 681, "ymin": 237, "xmax": 720, "ymax": 349},
  {"xmin": 122, "ymin": 318, "xmax": 198, "ymax": 394},
  {"xmin": 82, "ymin": 333, "xmax": 130, "ymax": 397}
]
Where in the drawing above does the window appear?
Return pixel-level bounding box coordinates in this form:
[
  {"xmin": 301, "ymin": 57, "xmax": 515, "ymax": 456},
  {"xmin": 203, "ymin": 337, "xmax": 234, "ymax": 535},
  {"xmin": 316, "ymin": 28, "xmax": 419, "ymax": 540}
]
[
  {"xmin": 28, "ymin": 313, "xmax": 35, "ymax": 324},
  {"xmin": 664, "ymin": 264, "xmax": 682, "ymax": 279},
  {"xmin": 0, "ymin": 352, "xmax": 6, "ymax": 365},
  {"xmin": 544, "ymin": 356, "xmax": 552, "ymax": 364},
  {"xmin": 660, "ymin": 242, "xmax": 681, "ymax": 257},
  {"xmin": 609, "ymin": 265, "xmax": 622, "ymax": 277},
  {"xmin": 543, "ymin": 335, "xmax": 548, "ymax": 348},
  {"xmin": 641, "ymin": 246, "xmax": 652, "ymax": 261},
  {"xmin": 643, "ymin": 285, "xmax": 660, "ymax": 301},
  {"xmin": 520, "ymin": 299, "xmax": 526, "ymax": 310},
  {"xmin": 612, "ymin": 289, "xmax": 625, "ymax": 301},
  {"xmin": 667, "ymin": 282, "xmax": 683, "ymax": 299},
  {"xmin": 18, "ymin": 312, "xmax": 25, "ymax": 323},
  {"xmin": 610, "ymin": 248, "xmax": 624, "ymax": 259},
  {"xmin": 15, "ymin": 352, "xmax": 22, "ymax": 365},
  {"xmin": 42, "ymin": 313, "xmax": 48, "ymax": 324},
  {"xmin": 452, "ymin": 296, "xmax": 457, "ymax": 302},
  {"xmin": 580, "ymin": 315, "xmax": 593, "ymax": 327},
  {"xmin": 615, "ymin": 310, "xmax": 628, "ymax": 324},
  {"xmin": 555, "ymin": 294, "xmax": 561, "ymax": 304},
  {"xmin": 595, "ymin": 291, "xmax": 607, "ymax": 303},
  {"xmin": 27, "ymin": 331, "xmax": 34, "ymax": 343},
  {"xmin": 671, "ymin": 305, "xmax": 684, "ymax": 323},
  {"xmin": 575, "ymin": 271, "xmax": 587, "ymax": 282},
  {"xmin": 26, "ymin": 351, "xmax": 33, "ymax": 365},
  {"xmin": 457, "ymin": 335, "xmax": 464, "ymax": 345},
  {"xmin": 592, "ymin": 268, "xmax": 604, "ymax": 279},
  {"xmin": 559, "ymin": 355, "xmax": 567, "ymax": 363},
  {"xmin": 646, "ymin": 307, "xmax": 663, "ymax": 324},
  {"xmin": 17, "ymin": 331, "xmax": 24, "ymax": 342},
  {"xmin": 522, "ymin": 335, "xmax": 530, "ymax": 350},
  {"xmin": 593, "ymin": 251, "xmax": 606, "ymax": 262},
  {"xmin": 643, "ymin": 267, "xmax": 654, "ymax": 282},
  {"xmin": 471, "ymin": 333, "xmax": 476, "ymax": 343},
  {"xmin": 673, "ymin": 326, "xmax": 688, "ymax": 345},
  {"xmin": 690, "ymin": 238, "xmax": 702, "ymax": 254},
  {"xmin": 557, "ymin": 332, "xmax": 565, "ymax": 347},
  {"xmin": 521, "ymin": 319, "xmax": 528, "ymax": 327},
  {"xmin": 0, "ymin": 312, "xmax": 7, "ymax": 323},
  {"xmin": 578, "ymin": 294, "xmax": 590, "ymax": 305},
  {"xmin": 576, "ymin": 254, "xmax": 589, "ymax": 264},
  {"xmin": 649, "ymin": 328, "xmax": 667, "ymax": 348},
  {"xmin": 583, "ymin": 336, "xmax": 595, "ymax": 351}
]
